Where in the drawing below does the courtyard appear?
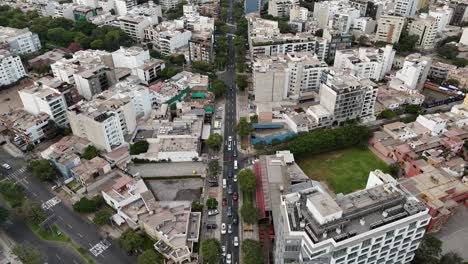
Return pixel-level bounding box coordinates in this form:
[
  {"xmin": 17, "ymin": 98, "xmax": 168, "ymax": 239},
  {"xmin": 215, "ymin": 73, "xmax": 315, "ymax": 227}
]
[{"xmin": 297, "ymin": 147, "xmax": 389, "ymax": 194}]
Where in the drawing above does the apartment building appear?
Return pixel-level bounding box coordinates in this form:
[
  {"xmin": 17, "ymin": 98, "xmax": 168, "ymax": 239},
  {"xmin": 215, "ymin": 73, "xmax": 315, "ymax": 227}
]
[
  {"xmin": 67, "ymin": 94, "xmax": 135, "ymax": 152},
  {"xmin": 449, "ymin": 0, "xmax": 468, "ymax": 26},
  {"xmin": 253, "ymin": 52, "xmax": 328, "ymax": 102},
  {"xmin": 408, "ymin": 15, "xmax": 438, "ymax": 49},
  {"xmin": 74, "ymin": 65, "xmax": 116, "ymax": 100},
  {"xmin": 39, "ymin": 1, "xmax": 75, "ymax": 19},
  {"xmin": 188, "ymin": 31, "xmax": 213, "ymax": 63},
  {"xmin": 112, "ymin": 77, "xmax": 153, "ymax": 118},
  {"xmin": 115, "ymin": 0, "xmax": 137, "ymax": 15},
  {"xmin": 349, "ymin": 0, "xmax": 382, "ymax": 19},
  {"xmin": 333, "ymin": 45, "xmax": 395, "ymax": 81},
  {"xmin": 351, "ymin": 17, "xmax": 377, "ymax": 34},
  {"xmin": 323, "ymin": 29, "xmax": 353, "ymax": 61},
  {"xmin": 118, "ymin": 15, "xmax": 157, "ymax": 42},
  {"xmin": 144, "ymin": 21, "xmax": 192, "ymax": 56},
  {"xmin": 390, "ymin": 53, "xmax": 431, "ymax": 91},
  {"xmin": 290, "ymin": 5, "xmax": 309, "ymax": 22},
  {"xmin": 428, "ymin": 6, "xmax": 453, "ymax": 32},
  {"xmin": 313, "ymin": 1, "xmax": 342, "ymax": 29},
  {"xmin": 0, "ymin": 27, "xmax": 41, "ymax": 55},
  {"xmin": 0, "ymin": 109, "xmax": 51, "ymax": 146},
  {"xmin": 274, "ymin": 177, "xmax": 430, "ymax": 264},
  {"xmin": 394, "ymin": 0, "xmax": 418, "ymax": 17},
  {"xmin": 73, "ymin": 5, "xmax": 104, "ymax": 21},
  {"xmin": 376, "ymin": 15, "xmax": 406, "ymax": 44},
  {"xmin": 160, "ymin": 0, "xmax": 181, "ymax": 11},
  {"xmin": 0, "ymin": 49, "xmax": 27, "ymax": 86},
  {"xmin": 127, "ymin": 1, "xmax": 162, "ymax": 18},
  {"xmin": 447, "ymin": 67, "xmax": 468, "ymax": 89},
  {"xmin": 331, "ymin": 7, "xmax": 362, "ymax": 33},
  {"xmin": 316, "ymin": 69, "xmax": 378, "ymax": 124},
  {"xmin": 428, "ymin": 62, "xmax": 456, "ymax": 81},
  {"xmin": 267, "ymin": 0, "xmax": 299, "ymax": 19},
  {"xmin": 19, "ymin": 83, "xmax": 69, "ymax": 127}
]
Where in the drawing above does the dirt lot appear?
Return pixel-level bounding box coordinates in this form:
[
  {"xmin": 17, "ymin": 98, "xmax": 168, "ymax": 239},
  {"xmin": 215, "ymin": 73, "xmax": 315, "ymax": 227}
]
[{"xmin": 145, "ymin": 178, "xmax": 203, "ymax": 201}]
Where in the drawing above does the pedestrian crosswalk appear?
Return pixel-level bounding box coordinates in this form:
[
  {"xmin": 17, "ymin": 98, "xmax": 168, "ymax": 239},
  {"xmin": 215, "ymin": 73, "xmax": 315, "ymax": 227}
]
[
  {"xmin": 42, "ymin": 196, "xmax": 61, "ymax": 210},
  {"xmin": 90, "ymin": 240, "xmax": 111, "ymax": 257},
  {"xmin": 3, "ymin": 166, "xmax": 28, "ymax": 185}
]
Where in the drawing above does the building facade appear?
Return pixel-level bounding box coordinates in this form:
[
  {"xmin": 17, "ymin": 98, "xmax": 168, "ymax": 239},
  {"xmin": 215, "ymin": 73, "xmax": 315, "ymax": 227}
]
[
  {"xmin": 0, "ymin": 50, "xmax": 27, "ymax": 86},
  {"xmin": 0, "ymin": 27, "xmax": 42, "ymax": 55},
  {"xmin": 376, "ymin": 15, "xmax": 406, "ymax": 44}
]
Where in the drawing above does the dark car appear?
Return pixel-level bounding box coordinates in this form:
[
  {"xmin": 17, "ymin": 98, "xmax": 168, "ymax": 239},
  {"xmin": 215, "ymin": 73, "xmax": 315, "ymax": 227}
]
[
  {"xmin": 233, "ymin": 149, "xmax": 237, "ymax": 157},
  {"xmin": 228, "ymin": 185, "xmax": 233, "ymax": 195},
  {"xmin": 232, "ymin": 192, "xmax": 238, "ymax": 201},
  {"xmin": 206, "ymin": 223, "xmax": 218, "ymax": 229},
  {"xmin": 222, "ymin": 198, "xmax": 227, "ymax": 206},
  {"xmin": 228, "ymin": 170, "xmax": 233, "ymax": 178},
  {"xmin": 227, "ymin": 206, "xmax": 232, "ymax": 217}
]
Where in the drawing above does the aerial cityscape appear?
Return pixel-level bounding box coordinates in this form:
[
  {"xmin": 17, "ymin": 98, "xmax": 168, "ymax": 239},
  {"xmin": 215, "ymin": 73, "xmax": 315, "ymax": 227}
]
[{"xmin": 0, "ymin": 0, "xmax": 466, "ymax": 262}]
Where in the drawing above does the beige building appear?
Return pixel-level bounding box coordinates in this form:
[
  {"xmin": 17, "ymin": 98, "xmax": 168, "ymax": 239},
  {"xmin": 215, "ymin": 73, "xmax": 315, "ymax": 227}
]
[
  {"xmin": 447, "ymin": 67, "xmax": 468, "ymax": 89},
  {"xmin": 408, "ymin": 15, "xmax": 438, "ymax": 49},
  {"xmin": 376, "ymin": 15, "xmax": 406, "ymax": 44}
]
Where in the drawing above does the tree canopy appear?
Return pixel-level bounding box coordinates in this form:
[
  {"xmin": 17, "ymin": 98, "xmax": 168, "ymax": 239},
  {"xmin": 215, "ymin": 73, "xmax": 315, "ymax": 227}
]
[
  {"xmin": 0, "ymin": 206, "xmax": 9, "ymax": 225},
  {"xmin": 12, "ymin": 244, "xmax": 47, "ymax": 264},
  {"xmin": 206, "ymin": 197, "xmax": 218, "ymax": 209},
  {"xmin": 138, "ymin": 249, "xmax": 161, "ymax": 264},
  {"xmin": 130, "ymin": 140, "xmax": 149, "ymax": 155},
  {"xmin": 211, "ymin": 79, "xmax": 227, "ymax": 98},
  {"xmin": 119, "ymin": 229, "xmax": 144, "ymax": 253},
  {"xmin": 16, "ymin": 200, "xmax": 46, "ymax": 225},
  {"xmin": 236, "ymin": 76, "xmax": 248, "ymax": 91},
  {"xmin": 238, "ymin": 169, "xmax": 256, "ymax": 194},
  {"xmin": 242, "ymin": 239, "xmax": 264, "ymax": 264},
  {"xmin": 208, "ymin": 160, "xmax": 221, "ymax": 177},
  {"xmin": 82, "ymin": 145, "xmax": 98, "ymax": 160},
  {"xmin": 394, "ymin": 29, "xmax": 419, "ymax": 53},
  {"xmin": 27, "ymin": 159, "xmax": 56, "ymax": 182},
  {"xmin": 201, "ymin": 238, "xmax": 222, "ymax": 264},
  {"xmin": 0, "ymin": 181, "xmax": 25, "ymax": 208},
  {"xmin": 73, "ymin": 196, "xmax": 104, "ymax": 213},
  {"xmin": 240, "ymin": 203, "xmax": 258, "ymax": 224},
  {"xmin": 236, "ymin": 117, "xmax": 254, "ymax": 138},
  {"xmin": 206, "ymin": 133, "xmax": 223, "ymax": 150},
  {"xmin": 413, "ymin": 234, "xmax": 442, "ymax": 264},
  {"xmin": 93, "ymin": 209, "xmax": 112, "ymax": 226}
]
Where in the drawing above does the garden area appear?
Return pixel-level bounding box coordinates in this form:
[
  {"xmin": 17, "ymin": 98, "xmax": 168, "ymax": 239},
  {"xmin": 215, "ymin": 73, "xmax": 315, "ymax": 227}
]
[{"xmin": 297, "ymin": 148, "xmax": 389, "ymax": 194}]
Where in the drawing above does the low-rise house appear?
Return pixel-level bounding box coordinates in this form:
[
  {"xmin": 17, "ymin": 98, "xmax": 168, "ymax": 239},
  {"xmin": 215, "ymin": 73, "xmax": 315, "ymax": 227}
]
[
  {"xmin": 0, "ymin": 109, "xmax": 51, "ymax": 147},
  {"xmin": 71, "ymin": 156, "xmax": 111, "ymax": 187}
]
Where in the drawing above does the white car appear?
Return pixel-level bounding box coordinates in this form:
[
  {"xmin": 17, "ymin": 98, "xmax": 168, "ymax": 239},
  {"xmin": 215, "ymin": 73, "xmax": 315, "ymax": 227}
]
[
  {"xmin": 2, "ymin": 163, "xmax": 11, "ymax": 170},
  {"xmin": 228, "ymin": 136, "xmax": 233, "ymax": 141},
  {"xmin": 226, "ymin": 254, "xmax": 232, "ymax": 264},
  {"xmin": 222, "ymin": 245, "xmax": 226, "ymax": 256},
  {"xmin": 228, "ymin": 224, "xmax": 232, "ymax": 234},
  {"xmin": 221, "ymin": 223, "xmax": 226, "ymax": 234},
  {"xmin": 208, "ymin": 209, "xmax": 219, "ymax": 216},
  {"xmin": 233, "ymin": 174, "xmax": 237, "ymax": 182},
  {"xmin": 233, "ymin": 236, "xmax": 239, "ymax": 247}
]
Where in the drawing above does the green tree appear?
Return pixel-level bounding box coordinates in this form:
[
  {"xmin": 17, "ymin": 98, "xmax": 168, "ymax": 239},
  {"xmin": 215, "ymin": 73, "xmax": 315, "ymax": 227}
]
[
  {"xmin": 73, "ymin": 196, "xmax": 103, "ymax": 213},
  {"xmin": 238, "ymin": 168, "xmax": 256, "ymax": 193},
  {"xmin": 90, "ymin": 39, "xmax": 104, "ymax": 49},
  {"xmin": 130, "ymin": 140, "xmax": 149, "ymax": 155},
  {"xmin": 16, "ymin": 200, "xmax": 46, "ymax": 225},
  {"xmin": 314, "ymin": 29, "xmax": 323, "ymax": 37},
  {"xmin": 0, "ymin": 181, "xmax": 24, "ymax": 207},
  {"xmin": 12, "ymin": 244, "xmax": 47, "ymax": 264},
  {"xmin": 206, "ymin": 133, "xmax": 223, "ymax": 150},
  {"xmin": 358, "ymin": 35, "xmax": 368, "ymax": 46},
  {"xmin": 278, "ymin": 20, "xmax": 293, "ymax": 33},
  {"xmin": 241, "ymin": 203, "xmax": 258, "ymax": 224},
  {"xmin": 201, "ymin": 238, "xmax": 222, "ymax": 264},
  {"xmin": 236, "ymin": 76, "xmax": 247, "ymax": 91},
  {"xmin": 394, "ymin": 30, "xmax": 419, "ymax": 53},
  {"xmin": 138, "ymin": 249, "xmax": 161, "ymax": 264},
  {"xmin": 82, "ymin": 145, "xmax": 98, "ymax": 160},
  {"xmin": 446, "ymin": 79, "xmax": 460, "ymax": 86},
  {"xmin": 378, "ymin": 109, "xmax": 397, "ymax": 119},
  {"xmin": 412, "ymin": 234, "xmax": 442, "ymax": 264},
  {"xmin": 437, "ymin": 44, "xmax": 459, "ymax": 60},
  {"xmin": 242, "ymin": 239, "xmax": 263, "ymax": 264},
  {"xmin": 47, "ymin": 27, "xmax": 67, "ymax": 45},
  {"xmin": 388, "ymin": 163, "xmax": 401, "ymax": 178},
  {"xmin": 211, "ymin": 79, "xmax": 227, "ymax": 98},
  {"xmin": 208, "ymin": 160, "xmax": 221, "ymax": 177},
  {"xmin": 206, "ymin": 197, "xmax": 218, "ymax": 209},
  {"xmin": 93, "ymin": 209, "xmax": 112, "ymax": 226},
  {"xmin": 451, "ymin": 58, "xmax": 468, "ymax": 67},
  {"xmin": 119, "ymin": 229, "xmax": 144, "ymax": 253},
  {"xmin": 74, "ymin": 19, "xmax": 97, "ymax": 35},
  {"xmin": 236, "ymin": 117, "xmax": 253, "ymax": 138},
  {"xmin": 191, "ymin": 201, "xmax": 203, "ymax": 212},
  {"xmin": 28, "ymin": 159, "xmax": 56, "ymax": 182},
  {"xmin": 404, "ymin": 104, "xmax": 422, "ymax": 115},
  {"xmin": 0, "ymin": 206, "xmax": 9, "ymax": 225},
  {"xmin": 439, "ymin": 252, "xmax": 463, "ymax": 264},
  {"xmin": 159, "ymin": 67, "xmax": 179, "ymax": 79},
  {"xmin": 8, "ymin": 18, "xmax": 26, "ymax": 28}
]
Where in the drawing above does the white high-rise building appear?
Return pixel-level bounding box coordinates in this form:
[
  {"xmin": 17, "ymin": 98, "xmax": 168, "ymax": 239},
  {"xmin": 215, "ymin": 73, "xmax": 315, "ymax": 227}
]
[
  {"xmin": 112, "ymin": 77, "xmax": 153, "ymax": 118},
  {"xmin": 394, "ymin": 0, "xmax": 418, "ymax": 17},
  {"xmin": 331, "ymin": 7, "xmax": 361, "ymax": 33},
  {"xmin": 428, "ymin": 6, "xmax": 453, "ymax": 32},
  {"xmin": 253, "ymin": 52, "xmax": 328, "ymax": 103},
  {"xmin": 268, "ymin": 0, "xmax": 299, "ymax": 19},
  {"xmin": 333, "ymin": 45, "xmax": 395, "ymax": 81},
  {"xmin": 408, "ymin": 15, "xmax": 438, "ymax": 49},
  {"xmin": 313, "ymin": 1, "xmax": 341, "ymax": 29},
  {"xmin": 19, "ymin": 83, "xmax": 69, "ymax": 127},
  {"xmin": 144, "ymin": 21, "xmax": 192, "ymax": 55},
  {"xmin": 118, "ymin": 15, "xmax": 157, "ymax": 42},
  {"xmin": 160, "ymin": 0, "xmax": 181, "ymax": 11},
  {"xmin": 274, "ymin": 173, "xmax": 430, "ymax": 264},
  {"xmin": 289, "ymin": 5, "xmax": 309, "ymax": 22},
  {"xmin": 390, "ymin": 53, "xmax": 432, "ymax": 91},
  {"xmin": 376, "ymin": 15, "xmax": 406, "ymax": 44},
  {"xmin": 0, "ymin": 50, "xmax": 27, "ymax": 87},
  {"xmin": 0, "ymin": 27, "xmax": 42, "ymax": 55},
  {"xmin": 115, "ymin": 0, "xmax": 137, "ymax": 15}
]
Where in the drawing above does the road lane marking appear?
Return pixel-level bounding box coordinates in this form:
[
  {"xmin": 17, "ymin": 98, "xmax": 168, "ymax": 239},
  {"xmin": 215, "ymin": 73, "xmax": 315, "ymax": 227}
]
[
  {"xmin": 77, "ymin": 233, "xmax": 83, "ymax": 238},
  {"xmin": 67, "ymin": 224, "xmax": 73, "ymax": 229},
  {"xmin": 58, "ymin": 216, "xmax": 64, "ymax": 221},
  {"xmin": 56, "ymin": 254, "xmax": 61, "ymax": 260}
]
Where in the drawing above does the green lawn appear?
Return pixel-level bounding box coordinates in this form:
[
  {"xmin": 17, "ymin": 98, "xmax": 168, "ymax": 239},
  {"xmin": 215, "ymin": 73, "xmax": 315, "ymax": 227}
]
[{"xmin": 297, "ymin": 148, "xmax": 389, "ymax": 194}]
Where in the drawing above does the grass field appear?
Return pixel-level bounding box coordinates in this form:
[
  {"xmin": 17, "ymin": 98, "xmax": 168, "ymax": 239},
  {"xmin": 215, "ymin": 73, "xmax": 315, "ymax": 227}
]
[{"xmin": 297, "ymin": 148, "xmax": 389, "ymax": 194}]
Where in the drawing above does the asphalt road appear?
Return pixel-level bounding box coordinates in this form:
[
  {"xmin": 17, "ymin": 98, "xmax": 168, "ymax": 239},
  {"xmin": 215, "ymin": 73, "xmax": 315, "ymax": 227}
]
[
  {"xmin": 217, "ymin": 0, "xmax": 242, "ymax": 259},
  {"xmin": 0, "ymin": 148, "xmax": 135, "ymax": 264}
]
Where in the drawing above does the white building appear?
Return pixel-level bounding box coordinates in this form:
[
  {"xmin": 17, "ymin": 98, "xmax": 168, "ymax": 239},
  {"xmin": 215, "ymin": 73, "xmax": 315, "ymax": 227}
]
[
  {"xmin": 313, "ymin": 1, "xmax": 341, "ymax": 29},
  {"xmin": 0, "ymin": 49, "xmax": 27, "ymax": 87},
  {"xmin": 115, "ymin": 0, "xmax": 137, "ymax": 15},
  {"xmin": 390, "ymin": 53, "xmax": 431, "ymax": 91},
  {"xmin": 0, "ymin": 27, "xmax": 41, "ymax": 55},
  {"xmin": 253, "ymin": 52, "xmax": 328, "ymax": 102},
  {"xmin": 408, "ymin": 15, "xmax": 438, "ymax": 49},
  {"xmin": 144, "ymin": 21, "xmax": 192, "ymax": 56},
  {"xmin": 394, "ymin": 0, "xmax": 418, "ymax": 17},
  {"xmin": 112, "ymin": 77, "xmax": 153, "ymax": 118},
  {"xmin": 39, "ymin": 1, "xmax": 75, "ymax": 20},
  {"xmin": 19, "ymin": 83, "xmax": 69, "ymax": 127},
  {"xmin": 332, "ymin": 7, "xmax": 361, "ymax": 33},
  {"xmin": 274, "ymin": 175, "xmax": 430, "ymax": 264},
  {"xmin": 415, "ymin": 113, "xmax": 448, "ymax": 135},
  {"xmin": 375, "ymin": 15, "xmax": 405, "ymax": 44},
  {"xmin": 289, "ymin": 5, "xmax": 309, "ymax": 22},
  {"xmin": 67, "ymin": 95, "xmax": 135, "ymax": 152},
  {"xmin": 459, "ymin": 27, "xmax": 468, "ymax": 45},
  {"xmin": 160, "ymin": 0, "xmax": 181, "ymax": 11},
  {"xmin": 127, "ymin": 1, "xmax": 162, "ymax": 18},
  {"xmin": 118, "ymin": 15, "xmax": 157, "ymax": 42},
  {"xmin": 351, "ymin": 17, "xmax": 377, "ymax": 34},
  {"xmin": 334, "ymin": 45, "xmax": 395, "ymax": 81},
  {"xmin": 0, "ymin": 109, "xmax": 51, "ymax": 146},
  {"xmin": 268, "ymin": 0, "xmax": 299, "ymax": 19},
  {"xmin": 428, "ymin": 6, "xmax": 453, "ymax": 33}
]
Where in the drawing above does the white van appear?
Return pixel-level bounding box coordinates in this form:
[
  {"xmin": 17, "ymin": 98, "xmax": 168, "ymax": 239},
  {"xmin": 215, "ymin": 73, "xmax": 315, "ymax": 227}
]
[
  {"xmin": 223, "ymin": 179, "xmax": 227, "ymax": 189},
  {"xmin": 233, "ymin": 160, "xmax": 238, "ymax": 170}
]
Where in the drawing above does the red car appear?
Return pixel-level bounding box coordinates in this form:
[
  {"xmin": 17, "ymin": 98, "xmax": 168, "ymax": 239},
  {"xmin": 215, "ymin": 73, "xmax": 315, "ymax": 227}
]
[
  {"xmin": 222, "ymin": 198, "xmax": 227, "ymax": 206},
  {"xmin": 232, "ymin": 192, "xmax": 238, "ymax": 201},
  {"xmin": 226, "ymin": 154, "xmax": 232, "ymax": 161}
]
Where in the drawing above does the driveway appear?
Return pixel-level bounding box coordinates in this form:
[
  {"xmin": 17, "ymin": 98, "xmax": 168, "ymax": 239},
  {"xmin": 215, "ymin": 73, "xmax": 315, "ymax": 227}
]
[
  {"xmin": 435, "ymin": 206, "xmax": 468, "ymax": 261},
  {"xmin": 128, "ymin": 162, "xmax": 207, "ymax": 177}
]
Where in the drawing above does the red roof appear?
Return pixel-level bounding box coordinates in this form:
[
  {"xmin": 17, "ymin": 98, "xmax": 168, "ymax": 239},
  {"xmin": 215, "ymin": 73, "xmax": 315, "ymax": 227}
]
[{"xmin": 254, "ymin": 163, "xmax": 266, "ymax": 219}]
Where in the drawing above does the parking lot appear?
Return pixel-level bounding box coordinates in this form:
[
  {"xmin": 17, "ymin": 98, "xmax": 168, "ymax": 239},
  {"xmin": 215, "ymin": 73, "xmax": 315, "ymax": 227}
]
[
  {"xmin": 145, "ymin": 178, "xmax": 203, "ymax": 201},
  {"xmin": 436, "ymin": 207, "xmax": 468, "ymax": 260}
]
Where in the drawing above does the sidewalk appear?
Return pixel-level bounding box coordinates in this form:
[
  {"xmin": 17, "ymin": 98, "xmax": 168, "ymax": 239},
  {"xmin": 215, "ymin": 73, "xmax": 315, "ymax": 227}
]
[{"xmin": 0, "ymin": 231, "xmax": 22, "ymax": 264}]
